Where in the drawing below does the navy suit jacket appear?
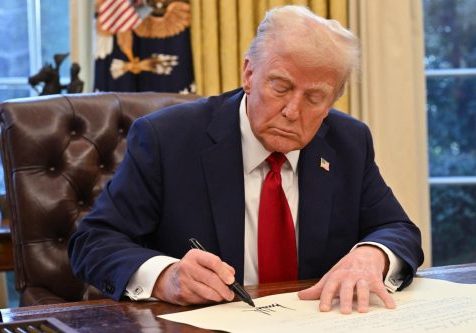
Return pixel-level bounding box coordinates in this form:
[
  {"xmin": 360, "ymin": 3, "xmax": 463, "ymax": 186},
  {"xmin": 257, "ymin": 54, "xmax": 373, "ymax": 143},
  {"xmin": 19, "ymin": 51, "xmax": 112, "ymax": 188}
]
[{"xmin": 69, "ymin": 88, "xmax": 424, "ymax": 300}]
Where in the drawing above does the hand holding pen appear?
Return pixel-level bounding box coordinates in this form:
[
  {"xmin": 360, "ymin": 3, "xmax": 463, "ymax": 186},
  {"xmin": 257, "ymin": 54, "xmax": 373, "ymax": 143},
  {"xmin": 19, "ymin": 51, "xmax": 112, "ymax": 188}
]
[
  {"xmin": 189, "ymin": 238, "xmax": 255, "ymax": 307},
  {"xmin": 151, "ymin": 238, "xmax": 254, "ymax": 306}
]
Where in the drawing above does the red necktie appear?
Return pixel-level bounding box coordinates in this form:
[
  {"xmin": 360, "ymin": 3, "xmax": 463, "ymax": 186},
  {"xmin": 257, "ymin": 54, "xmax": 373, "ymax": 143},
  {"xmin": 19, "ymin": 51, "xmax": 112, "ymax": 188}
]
[{"xmin": 258, "ymin": 152, "xmax": 298, "ymax": 283}]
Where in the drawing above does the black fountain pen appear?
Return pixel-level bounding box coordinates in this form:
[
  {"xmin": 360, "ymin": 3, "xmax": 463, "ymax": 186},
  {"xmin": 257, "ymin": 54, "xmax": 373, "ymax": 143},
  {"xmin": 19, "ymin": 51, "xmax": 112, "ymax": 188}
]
[{"xmin": 189, "ymin": 238, "xmax": 255, "ymax": 307}]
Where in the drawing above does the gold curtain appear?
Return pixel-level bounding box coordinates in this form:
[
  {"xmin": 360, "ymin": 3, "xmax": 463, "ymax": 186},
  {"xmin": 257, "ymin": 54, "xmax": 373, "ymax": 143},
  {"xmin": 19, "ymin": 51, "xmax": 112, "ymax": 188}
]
[
  {"xmin": 190, "ymin": 0, "xmax": 350, "ymax": 112},
  {"xmin": 349, "ymin": 0, "xmax": 431, "ymax": 265}
]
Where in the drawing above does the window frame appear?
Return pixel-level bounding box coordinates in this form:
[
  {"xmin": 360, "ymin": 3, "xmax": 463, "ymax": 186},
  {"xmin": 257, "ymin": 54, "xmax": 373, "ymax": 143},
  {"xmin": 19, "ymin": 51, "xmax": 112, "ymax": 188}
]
[{"xmin": 426, "ymin": 68, "xmax": 476, "ymax": 187}]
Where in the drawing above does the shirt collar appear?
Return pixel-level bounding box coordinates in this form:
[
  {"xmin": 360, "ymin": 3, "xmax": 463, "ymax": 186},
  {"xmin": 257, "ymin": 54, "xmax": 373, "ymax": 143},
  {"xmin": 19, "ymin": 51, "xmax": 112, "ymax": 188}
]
[{"xmin": 239, "ymin": 94, "xmax": 300, "ymax": 174}]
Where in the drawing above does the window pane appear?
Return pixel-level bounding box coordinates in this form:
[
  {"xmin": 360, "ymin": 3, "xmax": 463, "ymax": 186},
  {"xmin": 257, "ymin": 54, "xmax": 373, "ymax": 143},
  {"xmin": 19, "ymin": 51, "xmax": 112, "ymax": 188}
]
[
  {"xmin": 424, "ymin": 0, "xmax": 476, "ymax": 69},
  {"xmin": 431, "ymin": 184, "xmax": 476, "ymax": 266},
  {"xmin": 0, "ymin": 88, "xmax": 30, "ymax": 102},
  {"xmin": 0, "ymin": 0, "xmax": 29, "ymax": 77},
  {"xmin": 427, "ymin": 76, "xmax": 476, "ymax": 177},
  {"xmin": 41, "ymin": 0, "xmax": 70, "ymax": 78}
]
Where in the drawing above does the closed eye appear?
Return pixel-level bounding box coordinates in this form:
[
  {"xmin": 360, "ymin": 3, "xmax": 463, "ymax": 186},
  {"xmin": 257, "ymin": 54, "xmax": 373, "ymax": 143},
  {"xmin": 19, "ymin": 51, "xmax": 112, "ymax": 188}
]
[
  {"xmin": 307, "ymin": 92, "xmax": 326, "ymax": 105},
  {"xmin": 269, "ymin": 78, "xmax": 292, "ymax": 94}
]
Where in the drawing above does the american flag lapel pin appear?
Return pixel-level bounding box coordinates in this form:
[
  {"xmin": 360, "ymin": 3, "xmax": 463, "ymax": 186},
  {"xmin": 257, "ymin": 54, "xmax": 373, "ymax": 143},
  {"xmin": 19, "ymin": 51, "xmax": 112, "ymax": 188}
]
[{"xmin": 320, "ymin": 157, "xmax": 330, "ymax": 171}]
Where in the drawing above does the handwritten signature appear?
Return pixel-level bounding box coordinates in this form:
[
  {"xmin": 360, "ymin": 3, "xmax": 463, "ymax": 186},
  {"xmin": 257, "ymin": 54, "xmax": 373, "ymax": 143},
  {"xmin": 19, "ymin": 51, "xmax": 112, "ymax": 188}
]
[{"xmin": 243, "ymin": 303, "xmax": 295, "ymax": 316}]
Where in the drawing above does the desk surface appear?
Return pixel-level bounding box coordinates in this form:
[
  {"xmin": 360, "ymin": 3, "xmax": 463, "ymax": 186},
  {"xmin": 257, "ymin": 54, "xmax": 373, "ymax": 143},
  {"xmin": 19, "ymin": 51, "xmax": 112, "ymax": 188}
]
[{"xmin": 1, "ymin": 263, "xmax": 475, "ymax": 332}]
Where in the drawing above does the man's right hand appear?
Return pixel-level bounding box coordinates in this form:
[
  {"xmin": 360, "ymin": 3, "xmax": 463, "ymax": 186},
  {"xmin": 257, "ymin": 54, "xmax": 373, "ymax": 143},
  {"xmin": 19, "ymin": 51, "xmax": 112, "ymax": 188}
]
[{"xmin": 152, "ymin": 249, "xmax": 236, "ymax": 305}]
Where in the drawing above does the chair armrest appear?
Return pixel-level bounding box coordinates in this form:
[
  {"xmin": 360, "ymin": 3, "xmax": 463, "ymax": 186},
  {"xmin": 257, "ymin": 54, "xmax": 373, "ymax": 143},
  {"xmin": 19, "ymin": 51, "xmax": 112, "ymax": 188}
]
[{"xmin": 20, "ymin": 287, "xmax": 68, "ymax": 306}]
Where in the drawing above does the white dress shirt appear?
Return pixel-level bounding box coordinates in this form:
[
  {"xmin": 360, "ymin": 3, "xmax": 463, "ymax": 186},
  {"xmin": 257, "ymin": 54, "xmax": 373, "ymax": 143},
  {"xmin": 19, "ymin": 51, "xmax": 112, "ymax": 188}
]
[{"xmin": 125, "ymin": 94, "xmax": 404, "ymax": 300}]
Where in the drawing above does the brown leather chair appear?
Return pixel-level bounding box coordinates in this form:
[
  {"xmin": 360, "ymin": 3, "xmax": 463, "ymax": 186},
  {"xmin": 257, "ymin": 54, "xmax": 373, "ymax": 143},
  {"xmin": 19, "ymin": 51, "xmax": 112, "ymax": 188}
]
[{"xmin": 0, "ymin": 92, "xmax": 200, "ymax": 306}]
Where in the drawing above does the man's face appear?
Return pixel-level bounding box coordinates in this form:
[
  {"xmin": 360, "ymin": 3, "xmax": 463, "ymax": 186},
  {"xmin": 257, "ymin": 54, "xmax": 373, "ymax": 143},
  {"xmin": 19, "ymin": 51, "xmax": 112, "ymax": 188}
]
[{"xmin": 242, "ymin": 51, "xmax": 345, "ymax": 153}]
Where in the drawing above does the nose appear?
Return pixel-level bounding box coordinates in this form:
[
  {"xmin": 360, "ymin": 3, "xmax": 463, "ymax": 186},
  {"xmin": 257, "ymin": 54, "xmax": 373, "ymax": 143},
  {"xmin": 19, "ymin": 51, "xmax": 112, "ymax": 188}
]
[{"xmin": 281, "ymin": 94, "xmax": 302, "ymax": 121}]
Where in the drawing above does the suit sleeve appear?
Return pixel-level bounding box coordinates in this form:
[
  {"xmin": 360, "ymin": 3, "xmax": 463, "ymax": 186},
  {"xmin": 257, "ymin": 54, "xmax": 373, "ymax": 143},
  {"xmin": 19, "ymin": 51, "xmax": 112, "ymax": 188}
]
[{"xmin": 68, "ymin": 117, "xmax": 166, "ymax": 300}]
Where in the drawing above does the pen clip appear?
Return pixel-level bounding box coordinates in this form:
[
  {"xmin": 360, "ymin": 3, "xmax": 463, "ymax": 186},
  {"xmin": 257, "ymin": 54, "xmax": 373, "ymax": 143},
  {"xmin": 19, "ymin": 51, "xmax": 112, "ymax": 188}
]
[{"xmin": 189, "ymin": 238, "xmax": 206, "ymax": 251}]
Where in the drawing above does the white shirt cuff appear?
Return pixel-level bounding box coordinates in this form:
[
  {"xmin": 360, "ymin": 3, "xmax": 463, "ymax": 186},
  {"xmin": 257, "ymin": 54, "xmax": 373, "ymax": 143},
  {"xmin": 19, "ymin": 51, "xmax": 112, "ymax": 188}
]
[
  {"xmin": 125, "ymin": 255, "xmax": 179, "ymax": 300},
  {"xmin": 353, "ymin": 241, "xmax": 404, "ymax": 293}
]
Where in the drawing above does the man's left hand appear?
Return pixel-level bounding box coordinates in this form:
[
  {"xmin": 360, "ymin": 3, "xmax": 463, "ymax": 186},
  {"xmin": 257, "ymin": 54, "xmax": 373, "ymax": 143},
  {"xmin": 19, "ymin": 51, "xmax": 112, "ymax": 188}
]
[{"xmin": 297, "ymin": 245, "xmax": 395, "ymax": 314}]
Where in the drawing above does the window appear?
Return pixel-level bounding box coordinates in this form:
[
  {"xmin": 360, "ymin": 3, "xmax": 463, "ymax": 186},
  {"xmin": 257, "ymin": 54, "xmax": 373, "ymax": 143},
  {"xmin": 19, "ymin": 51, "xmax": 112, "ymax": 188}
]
[
  {"xmin": 0, "ymin": 0, "xmax": 70, "ymax": 307},
  {"xmin": 424, "ymin": 0, "xmax": 476, "ymax": 265},
  {"xmin": 0, "ymin": 0, "xmax": 70, "ymax": 102}
]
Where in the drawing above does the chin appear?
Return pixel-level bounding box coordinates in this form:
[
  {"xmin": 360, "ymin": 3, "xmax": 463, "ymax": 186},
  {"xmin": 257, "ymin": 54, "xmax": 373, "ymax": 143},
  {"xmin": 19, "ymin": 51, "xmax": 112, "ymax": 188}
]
[{"xmin": 262, "ymin": 138, "xmax": 302, "ymax": 153}]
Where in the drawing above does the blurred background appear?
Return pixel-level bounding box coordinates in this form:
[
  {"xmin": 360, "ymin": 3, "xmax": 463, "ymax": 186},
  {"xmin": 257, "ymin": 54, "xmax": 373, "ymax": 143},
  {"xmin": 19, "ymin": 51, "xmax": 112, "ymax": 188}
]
[{"xmin": 0, "ymin": 0, "xmax": 474, "ymax": 308}]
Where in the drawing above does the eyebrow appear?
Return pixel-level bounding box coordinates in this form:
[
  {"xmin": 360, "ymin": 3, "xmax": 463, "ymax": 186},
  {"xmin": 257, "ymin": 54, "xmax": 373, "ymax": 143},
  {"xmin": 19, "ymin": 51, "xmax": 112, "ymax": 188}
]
[
  {"xmin": 267, "ymin": 70, "xmax": 335, "ymax": 97},
  {"xmin": 268, "ymin": 73, "xmax": 293, "ymax": 85},
  {"xmin": 308, "ymin": 82, "xmax": 333, "ymax": 95}
]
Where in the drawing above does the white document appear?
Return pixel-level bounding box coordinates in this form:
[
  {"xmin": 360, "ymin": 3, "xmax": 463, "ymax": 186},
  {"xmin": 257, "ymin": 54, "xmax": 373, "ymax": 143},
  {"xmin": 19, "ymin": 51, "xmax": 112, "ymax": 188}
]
[{"xmin": 158, "ymin": 278, "xmax": 476, "ymax": 332}]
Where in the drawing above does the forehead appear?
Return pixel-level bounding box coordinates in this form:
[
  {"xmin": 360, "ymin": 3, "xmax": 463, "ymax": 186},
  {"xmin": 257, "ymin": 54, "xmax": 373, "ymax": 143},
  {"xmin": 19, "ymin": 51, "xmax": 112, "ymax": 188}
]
[{"xmin": 261, "ymin": 52, "xmax": 343, "ymax": 93}]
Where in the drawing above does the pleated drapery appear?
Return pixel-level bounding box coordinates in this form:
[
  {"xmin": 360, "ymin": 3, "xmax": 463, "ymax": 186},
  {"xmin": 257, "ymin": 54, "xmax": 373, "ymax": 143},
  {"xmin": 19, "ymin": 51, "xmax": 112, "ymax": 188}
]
[{"xmin": 349, "ymin": 0, "xmax": 431, "ymax": 265}]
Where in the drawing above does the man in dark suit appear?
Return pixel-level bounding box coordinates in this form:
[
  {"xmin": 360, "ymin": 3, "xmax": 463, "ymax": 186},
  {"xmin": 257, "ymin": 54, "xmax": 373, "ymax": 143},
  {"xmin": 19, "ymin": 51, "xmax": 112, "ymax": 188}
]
[{"xmin": 69, "ymin": 5, "xmax": 423, "ymax": 314}]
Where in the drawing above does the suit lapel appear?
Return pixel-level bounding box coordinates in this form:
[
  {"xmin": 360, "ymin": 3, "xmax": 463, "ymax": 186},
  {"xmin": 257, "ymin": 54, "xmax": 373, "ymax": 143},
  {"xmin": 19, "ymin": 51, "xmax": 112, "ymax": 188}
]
[
  {"xmin": 201, "ymin": 90, "xmax": 246, "ymax": 283},
  {"xmin": 298, "ymin": 122, "xmax": 336, "ymax": 278}
]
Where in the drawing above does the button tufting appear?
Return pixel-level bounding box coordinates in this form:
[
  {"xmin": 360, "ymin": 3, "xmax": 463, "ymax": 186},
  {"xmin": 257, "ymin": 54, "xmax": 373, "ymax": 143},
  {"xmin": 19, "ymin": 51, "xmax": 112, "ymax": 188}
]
[
  {"xmin": 99, "ymin": 164, "xmax": 105, "ymax": 169},
  {"xmin": 78, "ymin": 200, "xmax": 84, "ymax": 206},
  {"xmin": 49, "ymin": 167, "xmax": 55, "ymax": 172},
  {"xmin": 118, "ymin": 128, "xmax": 124, "ymax": 134}
]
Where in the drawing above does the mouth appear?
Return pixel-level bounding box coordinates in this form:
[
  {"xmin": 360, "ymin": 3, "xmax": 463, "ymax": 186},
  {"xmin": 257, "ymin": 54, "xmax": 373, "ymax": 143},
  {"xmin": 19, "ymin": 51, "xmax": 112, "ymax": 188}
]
[{"xmin": 269, "ymin": 127, "xmax": 297, "ymax": 137}]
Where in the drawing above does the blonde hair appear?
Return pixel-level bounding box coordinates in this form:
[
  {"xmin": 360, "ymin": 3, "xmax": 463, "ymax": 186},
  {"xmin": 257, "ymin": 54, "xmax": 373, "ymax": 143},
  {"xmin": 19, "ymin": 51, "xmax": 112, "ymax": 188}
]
[{"xmin": 246, "ymin": 5, "xmax": 360, "ymax": 87}]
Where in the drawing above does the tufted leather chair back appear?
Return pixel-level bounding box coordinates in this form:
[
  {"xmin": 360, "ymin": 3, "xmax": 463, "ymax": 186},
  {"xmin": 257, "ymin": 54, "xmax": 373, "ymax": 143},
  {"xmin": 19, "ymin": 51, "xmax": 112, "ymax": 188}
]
[{"xmin": 0, "ymin": 92, "xmax": 200, "ymax": 306}]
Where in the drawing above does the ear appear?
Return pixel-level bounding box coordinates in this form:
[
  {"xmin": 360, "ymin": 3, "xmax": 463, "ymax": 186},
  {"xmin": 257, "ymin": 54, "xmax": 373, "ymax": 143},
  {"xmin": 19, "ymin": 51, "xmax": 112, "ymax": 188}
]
[{"xmin": 242, "ymin": 57, "xmax": 253, "ymax": 94}]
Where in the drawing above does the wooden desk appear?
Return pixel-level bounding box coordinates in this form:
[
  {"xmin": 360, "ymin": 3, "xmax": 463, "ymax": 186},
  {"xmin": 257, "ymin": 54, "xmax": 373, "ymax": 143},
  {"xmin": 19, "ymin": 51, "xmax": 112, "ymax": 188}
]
[
  {"xmin": 0, "ymin": 226, "xmax": 13, "ymax": 271},
  {"xmin": 1, "ymin": 263, "xmax": 475, "ymax": 332},
  {"xmin": 0, "ymin": 193, "xmax": 13, "ymax": 271}
]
